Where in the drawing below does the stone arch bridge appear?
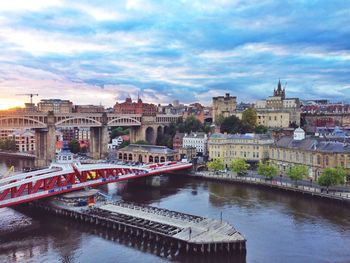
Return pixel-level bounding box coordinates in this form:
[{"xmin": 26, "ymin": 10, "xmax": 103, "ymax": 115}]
[{"xmin": 0, "ymin": 112, "xmax": 180, "ymax": 166}]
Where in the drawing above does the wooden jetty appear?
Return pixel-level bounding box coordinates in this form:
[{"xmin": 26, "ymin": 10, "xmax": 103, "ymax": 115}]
[{"xmin": 29, "ymin": 200, "xmax": 246, "ymax": 257}]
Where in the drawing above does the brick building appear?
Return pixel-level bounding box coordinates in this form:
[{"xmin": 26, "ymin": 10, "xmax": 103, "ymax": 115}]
[{"xmin": 114, "ymin": 98, "xmax": 157, "ymax": 116}]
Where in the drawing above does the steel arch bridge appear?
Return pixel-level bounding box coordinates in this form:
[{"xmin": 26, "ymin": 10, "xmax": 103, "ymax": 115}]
[{"xmin": 0, "ymin": 161, "xmax": 192, "ymax": 208}]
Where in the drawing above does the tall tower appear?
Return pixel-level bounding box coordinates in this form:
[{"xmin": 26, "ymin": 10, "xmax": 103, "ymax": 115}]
[{"xmin": 274, "ymin": 79, "xmax": 285, "ymax": 99}]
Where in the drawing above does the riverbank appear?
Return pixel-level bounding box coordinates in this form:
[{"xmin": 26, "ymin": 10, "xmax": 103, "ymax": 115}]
[
  {"xmin": 0, "ymin": 151, "xmax": 35, "ymax": 159},
  {"xmin": 192, "ymin": 171, "xmax": 350, "ymax": 204}
]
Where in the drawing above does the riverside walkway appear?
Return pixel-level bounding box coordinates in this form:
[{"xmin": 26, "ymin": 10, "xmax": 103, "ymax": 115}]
[{"xmin": 194, "ymin": 171, "xmax": 350, "ymax": 203}]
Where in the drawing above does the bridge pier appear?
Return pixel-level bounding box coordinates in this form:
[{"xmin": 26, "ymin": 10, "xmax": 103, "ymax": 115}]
[
  {"xmin": 34, "ymin": 112, "xmax": 56, "ymax": 167},
  {"xmin": 90, "ymin": 125, "xmax": 109, "ymax": 160}
]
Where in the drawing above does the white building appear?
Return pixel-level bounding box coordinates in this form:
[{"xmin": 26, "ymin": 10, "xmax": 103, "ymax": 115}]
[
  {"xmin": 182, "ymin": 132, "xmax": 208, "ymax": 155},
  {"xmin": 108, "ymin": 136, "xmax": 124, "ymax": 150}
]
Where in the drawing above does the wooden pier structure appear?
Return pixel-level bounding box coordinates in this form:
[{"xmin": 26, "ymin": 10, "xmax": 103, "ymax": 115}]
[{"xmin": 29, "ymin": 200, "xmax": 246, "ymax": 257}]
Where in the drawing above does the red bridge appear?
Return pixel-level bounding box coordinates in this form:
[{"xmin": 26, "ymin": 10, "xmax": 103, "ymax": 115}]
[{"xmin": 0, "ymin": 161, "xmax": 192, "ymax": 208}]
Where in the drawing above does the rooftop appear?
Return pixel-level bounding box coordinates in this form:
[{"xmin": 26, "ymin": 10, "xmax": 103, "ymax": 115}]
[{"xmin": 119, "ymin": 144, "xmax": 178, "ymax": 154}]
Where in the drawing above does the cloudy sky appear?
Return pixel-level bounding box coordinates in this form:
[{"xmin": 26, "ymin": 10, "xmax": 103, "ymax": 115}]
[{"xmin": 0, "ymin": 0, "xmax": 350, "ymax": 109}]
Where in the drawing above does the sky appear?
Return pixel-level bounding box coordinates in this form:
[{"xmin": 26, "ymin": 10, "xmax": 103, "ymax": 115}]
[{"xmin": 0, "ymin": 0, "xmax": 350, "ymax": 109}]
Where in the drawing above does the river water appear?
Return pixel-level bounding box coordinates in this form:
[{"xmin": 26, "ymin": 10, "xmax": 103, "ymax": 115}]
[{"xmin": 1, "ymin": 157, "xmax": 350, "ymax": 263}]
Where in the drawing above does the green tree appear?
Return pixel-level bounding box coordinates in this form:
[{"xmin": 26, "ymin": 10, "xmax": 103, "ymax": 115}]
[
  {"xmin": 134, "ymin": 140, "xmax": 149, "ymax": 145},
  {"xmin": 318, "ymin": 167, "xmax": 346, "ymax": 188},
  {"xmin": 241, "ymin": 108, "xmax": 257, "ymax": 132},
  {"xmin": 0, "ymin": 138, "xmax": 17, "ymax": 151},
  {"xmin": 255, "ymin": 125, "xmax": 268, "ymax": 134},
  {"xmin": 287, "ymin": 165, "xmax": 309, "ymax": 184},
  {"xmin": 215, "ymin": 113, "xmax": 225, "ymax": 126},
  {"xmin": 220, "ymin": 115, "xmax": 242, "ymax": 134},
  {"xmin": 69, "ymin": 139, "xmax": 80, "ymax": 154},
  {"xmin": 230, "ymin": 158, "xmax": 250, "ymax": 176},
  {"xmin": 207, "ymin": 158, "xmax": 225, "ymax": 171},
  {"xmin": 257, "ymin": 161, "xmax": 278, "ymax": 179},
  {"xmin": 110, "ymin": 127, "xmax": 129, "ymax": 141},
  {"xmin": 119, "ymin": 140, "xmax": 130, "ymax": 148}
]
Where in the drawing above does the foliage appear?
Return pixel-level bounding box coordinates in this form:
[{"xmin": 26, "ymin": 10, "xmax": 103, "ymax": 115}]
[
  {"xmin": 119, "ymin": 140, "xmax": 130, "ymax": 148},
  {"xmin": 257, "ymin": 161, "xmax": 278, "ymax": 178},
  {"xmin": 178, "ymin": 115, "xmax": 203, "ymax": 133},
  {"xmin": 230, "ymin": 158, "xmax": 250, "ymax": 175},
  {"xmin": 220, "ymin": 115, "xmax": 243, "ymax": 134},
  {"xmin": 80, "ymin": 146, "xmax": 88, "ymax": 153},
  {"xmin": 69, "ymin": 139, "xmax": 80, "ymax": 154},
  {"xmin": 287, "ymin": 165, "xmax": 309, "ymax": 182},
  {"xmin": 317, "ymin": 167, "xmax": 346, "ymax": 187},
  {"xmin": 134, "ymin": 140, "xmax": 149, "ymax": 145},
  {"xmin": 214, "ymin": 114, "xmax": 225, "ymax": 126},
  {"xmin": 0, "ymin": 138, "xmax": 17, "ymax": 151},
  {"xmin": 110, "ymin": 127, "xmax": 129, "ymax": 141},
  {"xmin": 207, "ymin": 158, "xmax": 225, "ymax": 171},
  {"xmin": 255, "ymin": 125, "xmax": 268, "ymax": 134},
  {"xmin": 241, "ymin": 108, "xmax": 257, "ymax": 132}
]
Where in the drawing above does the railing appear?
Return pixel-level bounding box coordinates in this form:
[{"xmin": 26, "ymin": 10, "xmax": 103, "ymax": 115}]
[{"xmin": 195, "ymin": 172, "xmax": 350, "ymax": 201}]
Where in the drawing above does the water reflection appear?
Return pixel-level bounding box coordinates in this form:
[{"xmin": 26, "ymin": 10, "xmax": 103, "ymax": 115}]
[{"xmin": 0, "ymin": 159, "xmax": 350, "ymax": 263}]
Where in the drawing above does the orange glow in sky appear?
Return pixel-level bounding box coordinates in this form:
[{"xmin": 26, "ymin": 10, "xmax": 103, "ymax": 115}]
[{"xmin": 0, "ymin": 99, "xmax": 26, "ymax": 110}]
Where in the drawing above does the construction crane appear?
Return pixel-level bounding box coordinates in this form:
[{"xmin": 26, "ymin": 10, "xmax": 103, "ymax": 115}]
[{"xmin": 16, "ymin": 93, "xmax": 39, "ymax": 104}]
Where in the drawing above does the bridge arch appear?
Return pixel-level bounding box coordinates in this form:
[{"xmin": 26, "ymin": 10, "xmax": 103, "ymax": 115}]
[
  {"xmin": 55, "ymin": 117, "xmax": 102, "ymax": 127},
  {"xmin": 108, "ymin": 117, "xmax": 141, "ymax": 127},
  {"xmin": 0, "ymin": 116, "xmax": 46, "ymax": 129}
]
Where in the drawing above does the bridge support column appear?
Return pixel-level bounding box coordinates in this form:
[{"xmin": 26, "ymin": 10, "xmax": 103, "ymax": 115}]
[
  {"xmin": 35, "ymin": 112, "xmax": 56, "ymax": 167},
  {"xmin": 90, "ymin": 125, "xmax": 109, "ymax": 160}
]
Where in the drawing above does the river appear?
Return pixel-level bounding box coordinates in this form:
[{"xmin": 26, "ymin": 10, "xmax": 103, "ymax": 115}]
[{"xmin": 1, "ymin": 157, "xmax": 350, "ymax": 263}]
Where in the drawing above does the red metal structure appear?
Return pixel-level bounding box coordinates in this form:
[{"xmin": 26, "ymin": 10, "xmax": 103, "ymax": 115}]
[{"xmin": 0, "ymin": 161, "xmax": 192, "ymax": 208}]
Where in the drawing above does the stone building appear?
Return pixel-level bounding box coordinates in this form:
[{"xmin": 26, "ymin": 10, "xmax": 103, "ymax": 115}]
[
  {"xmin": 253, "ymin": 80, "xmax": 300, "ymax": 127},
  {"xmin": 208, "ymin": 133, "xmax": 273, "ymax": 167},
  {"xmin": 183, "ymin": 132, "xmax": 208, "ymax": 155},
  {"xmin": 8, "ymin": 129, "xmax": 35, "ymax": 152},
  {"xmin": 74, "ymin": 105, "xmax": 105, "ymax": 113},
  {"xmin": 37, "ymin": 99, "xmax": 73, "ymax": 113},
  {"xmin": 212, "ymin": 93, "xmax": 237, "ymax": 123},
  {"xmin": 116, "ymin": 144, "xmax": 179, "ymax": 163},
  {"xmin": 114, "ymin": 97, "xmax": 157, "ymax": 116},
  {"xmin": 173, "ymin": 132, "xmax": 185, "ymax": 150},
  {"xmin": 269, "ymin": 128, "xmax": 350, "ymax": 179}
]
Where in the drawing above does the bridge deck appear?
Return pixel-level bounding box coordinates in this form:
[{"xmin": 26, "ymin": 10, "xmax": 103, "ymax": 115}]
[{"xmin": 99, "ymin": 201, "xmax": 245, "ymax": 244}]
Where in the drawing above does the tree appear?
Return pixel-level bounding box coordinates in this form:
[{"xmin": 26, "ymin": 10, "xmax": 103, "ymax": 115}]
[
  {"xmin": 318, "ymin": 167, "xmax": 346, "ymax": 188},
  {"xmin": 134, "ymin": 140, "xmax": 149, "ymax": 145},
  {"xmin": 119, "ymin": 140, "xmax": 130, "ymax": 148},
  {"xmin": 257, "ymin": 161, "xmax": 278, "ymax": 179},
  {"xmin": 215, "ymin": 114, "xmax": 225, "ymax": 126},
  {"xmin": 287, "ymin": 165, "xmax": 308, "ymax": 184},
  {"xmin": 69, "ymin": 139, "xmax": 80, "ymax": 154},
  {"xmin": 220, "ymin": 115, "xmax": 242, "ymax": 134},
  {"xmin": 230, "ymin": 159, "xmax": 250, "ymax": 176},
  {"xmin": 0, "ymin": 138, "xmax": 16, "ymax": 151},
  {"xmin": 207, "ymin": 158, "xmax": 225, "ymax": 171},
  {"xmin": 255, "ymin": 125, "xmax": 268, "ymax": 134},
  {"xmin": 241, "ymin": 108, "xmax": 257, "ymax": 132},
  {"xmin": 110, "ymin": 127, "xmax": 129, "ymax": 141}
]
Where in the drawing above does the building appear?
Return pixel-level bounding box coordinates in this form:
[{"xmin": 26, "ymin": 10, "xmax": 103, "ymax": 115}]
[
  {"xmin": 74, "ymin": 105, "xmax": 105, "ymax": 113},
  {"xmin": 269, "ymin": 128, "xmax": 350, "ymax": 179},
  {"xmin": 108, "ymin": 136, "xmax": 124, "ymax": 150},
  {"xmin": 178, "ymin": 146, "xmax": 197, "ymax": 161},
  {"xmin": 250, "ymin": 81, "xmax": 301, "ymax": 128},
  {"xmin": 37, "ymin": 99, "xmax": 73, "ymax": 113},
  {"xmin": 212, "ymin": 93, "xmax": 237, "ymax": 123},
  {"xmin": 208, "ymin": 133, "xmax": 273, "ymax": 167},
  {"xmin": 114, "ymin": 97, "xmax": 157, "ymax": 116},
  {"xmin": 183, "ymin": 132, "xmax": 208, "ymax": 155},
  {"xmin": 0, "ymin": 130, "xmax": 14, "ymax": 141},
  {"xmin": 8, "ymin": 129, "xmax": 35, "ymax": 152},
  {"xmin": 173, "ymin": 132, "xmax": 185, "ymax": 150},
  {"xmin": 116, "ymin": 144, "xmax": 179, "ymax": 163}
]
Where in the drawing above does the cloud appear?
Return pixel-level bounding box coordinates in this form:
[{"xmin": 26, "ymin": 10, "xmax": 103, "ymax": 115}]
[{"xmin": 0, "ymin": 0, "xmax": 350, "ymax": 108}]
